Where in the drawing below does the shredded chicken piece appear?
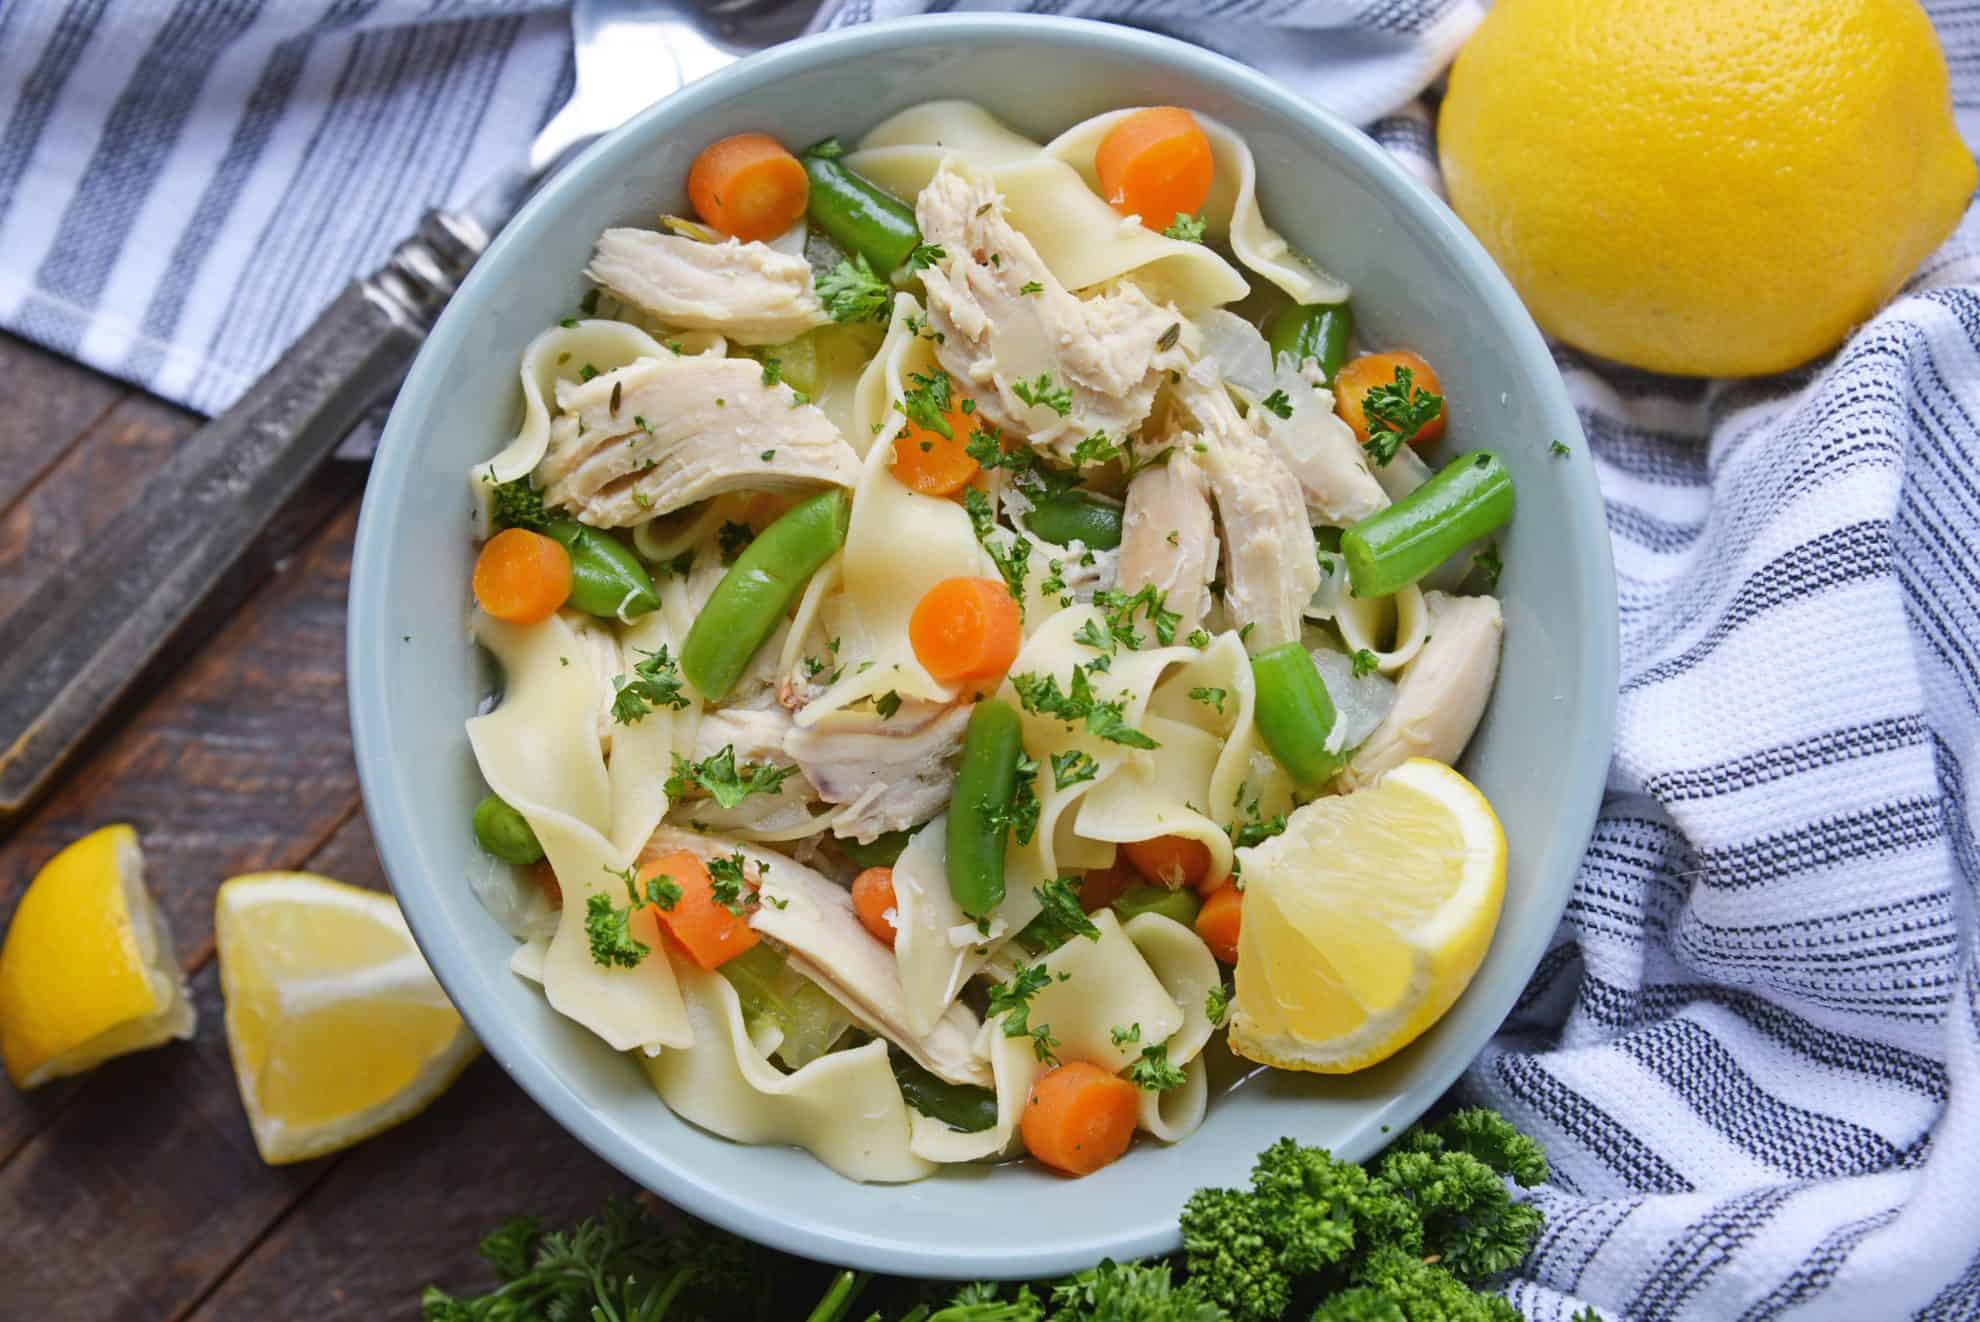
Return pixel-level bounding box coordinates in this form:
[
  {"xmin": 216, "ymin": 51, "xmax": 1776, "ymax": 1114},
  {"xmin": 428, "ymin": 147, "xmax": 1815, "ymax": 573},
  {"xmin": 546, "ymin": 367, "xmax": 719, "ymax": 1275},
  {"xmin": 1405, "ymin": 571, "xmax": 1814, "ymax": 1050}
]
[
  {"xmin": 916, "ymin": 160, "xmax": 1190, "ymax": 464},
  {"xmin": 1174, "ymin": 361, "xmax": 1319, "ymax": 651},
  {"xmin": 692, "ymin": 706, "xmax": 800, "ymax": 771},
  {"xmin": 1117, "ymin": 448, "xmax": 1219, "ymax": 635},
  {"xmin": 540, "ymin": 356, "xmax": 857, "ymax": 525},
  {"xmin": 1338, "ymin": 591, "xmax": 1503, "ymax": 789},
  {"xmin": 641, "ymin": 829, "xmax": 989, "ymax": 1087},
  {"xmin": 1262, "ymin": 381, "xmax": 1388, "ymax": 526},
  {"xmin": 587, "ymin": 229, "xmax": 828, "ymax": 346},
  {"xmin": 785, "ymin": 705, "xmax": 970, "ymax": 844}
]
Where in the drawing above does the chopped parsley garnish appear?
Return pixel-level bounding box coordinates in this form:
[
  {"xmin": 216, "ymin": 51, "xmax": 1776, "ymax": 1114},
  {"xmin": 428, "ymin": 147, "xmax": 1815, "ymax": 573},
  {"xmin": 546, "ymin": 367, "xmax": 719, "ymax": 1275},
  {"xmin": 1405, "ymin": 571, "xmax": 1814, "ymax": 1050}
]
[
  {"xmin": 717, "ymin": 520, "xmax": 754, "ymax": 564},
  {"xmin": 816, "ymin": 253, "xmax": 891, "ymax": 323},
  {"xmin": 989, "ymin": 752, "xmax": 1041, "ymax": 846},
  {"xmin": 1229, "ymin": 807, "xmax": 1289, "ymax": 850},
  {"xmin": 962, "ymin": 486, "xmax": 1031, "ymax": 606},
  {"xmin": 988, "ymin": 964, "xmax": 1058, "ymax": 1061},
  {"xmin": 1205, "ymin": 982, "xmax": 1231, "ymax": 1027},
  {"xmin": 1009, "ymin": 665, "xmax": 1159, "ymax": 749},
  {"xmin": 579, "ymin": 363, "xmax": 600, "ymax": 382},
  {"xmin": 664, "ymin": 746, "xmax": 797, "ymax": 809},
  {"xmin": 759, "ymin": 358, "xmax": 783, "ymax": 388},
  {"xmin": 1020, "ymin": 877, "xmax": 1102, "ymax": 952},
  {"xmin": 1360, "ymin": 364, "xmax": 1444, "ymax": 464},
  {"xmin": 1187, "ymin": 628, "xmax": 1213, "ymax": 649},
  {"xmin": 1189, "ymin": 686, "xmax": 1229, "ymax": 714},
  {"xmin": 1162, "ymin": 212, "xmax": 1208, "ymax": 243},
  {"xmin": 489, "ymin": 478, "xmax": 551, "ymax": 533},
  {"xmin": 1050, "ymin": 749, "xmax": 1100, "ymax": 789},
  {"xmin": 1091, "ymin": 584, "xmax": 1181, "ymax": 650},
  {"xmin": 1111, "ymin": 1023, "xmax": 1142, "ymax": 1047},
  {"xmin": 907, "ymin": 242, "xmax": 947, "ymax": 271},
  {"xmin": 875, "ymin": 689, "xmax": 903, "ymax": 720},
  {"xmin": 1472, "ymin": 541, "xmax": 1504, "ymax": 591},
  {"xmin": 558, "ymin": 317, "xmax": 577, "ymax": 329},
  {"xmin": 1128, "ymin": 1041, "xmax": 1188, "ymax": 1091},
  {"xmin": 706, "ymin": 851, "xmax": 757, "ymax": 917},
  {"xmin": 1072, "ymin": 618, "xmax": 1114, "ymax": 653},
  {"xmin": 579, "ymin": 287, "xmax": 600, "ymax": 316},
  {"xmin": 760, "ymin": 448, "xmax": 776, "ymax": 462},
  {"xmin": 1259, "ymin": 389, "xmax": 1294, "ymax": 420},
  {"xmin": 610, "ymin": 646, "xmax": 691, "ymax": 725},
  {"xmin": 1018, "ymin": 280, "xmax": 1044, "ymax": 296},
  {"xmin": 1550, "ymin": 439, "xmax": 1572, "ymax": 458},
  {"xmin": 1068, "ymin": 432, "xmax": 1122, "ymax": 467},
  {"xmin": 585, "ymin": 864, "xmax": 678, "ymax": 969},
  {"xmin": 1352, "ymin": 648, "xmax": 1380, "ymax": 679},
  {"xmin": 1012, "ymin": 372, "xmax": 1074, "ymax": 417},
  {"xmin": 896, "ymin": 370, "xmax": 956, "ymax": 438}
]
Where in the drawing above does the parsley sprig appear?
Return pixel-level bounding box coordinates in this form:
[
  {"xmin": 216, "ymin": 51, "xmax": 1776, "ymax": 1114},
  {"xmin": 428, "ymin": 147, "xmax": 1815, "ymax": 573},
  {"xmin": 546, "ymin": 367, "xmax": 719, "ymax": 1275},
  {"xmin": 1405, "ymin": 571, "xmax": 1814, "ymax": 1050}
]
[
  {"xmin": 987, "ymin": 963, "xmax": 1060, "ymax": 1062},
  {"xmin": 1128, "ymin": 1041, "xmax": 1188, "ymax": 1091},
  {"xmin": 816, "ymin": 253, "xmax": 891, "ymax": 323},
  {"xmin": 1360, "ymin": 364, "xmax": 1444, "ymax": 465},
  {"xmin": 664, "ymin": 745, "xmax": 797, "ymax": 809},
  {"xmin": 1163, "ymin": 212, "xmax": 1208, "ymax": 243},
  {"xmin": 1012, "ymin": 372, "xmax": 1074, "ymax": 417},
  {"xmin": 962, "ymin": 487, "xmax": 1031, "ymax": 607},
  {"xmin": 584, "ymin": 864, "xmax": 680, "ymax": 969},
  {"xmin": 1010, "ymin": 666, "xmax": 1159, "ymax": 749},
  {"xmin": 610, "ymin": 647, "xmax": 691, "ymax": 725}
]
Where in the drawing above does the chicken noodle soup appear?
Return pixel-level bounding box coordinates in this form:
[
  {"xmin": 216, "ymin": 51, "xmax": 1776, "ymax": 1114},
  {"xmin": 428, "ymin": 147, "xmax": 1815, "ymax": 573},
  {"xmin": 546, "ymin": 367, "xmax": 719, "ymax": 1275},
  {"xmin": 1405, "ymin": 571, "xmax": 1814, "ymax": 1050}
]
[{"xmin": 461, "ymin": 104, "xmax": 1514, "ymax": 1183}]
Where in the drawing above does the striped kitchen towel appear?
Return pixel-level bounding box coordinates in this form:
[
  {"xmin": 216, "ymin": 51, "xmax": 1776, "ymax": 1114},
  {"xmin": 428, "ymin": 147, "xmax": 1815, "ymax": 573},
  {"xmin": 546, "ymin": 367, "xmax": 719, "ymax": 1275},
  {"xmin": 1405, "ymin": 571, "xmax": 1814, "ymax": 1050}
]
[{"xmin": 4, "ymin": 1, "xmax": 1979, "ymax": 1317}]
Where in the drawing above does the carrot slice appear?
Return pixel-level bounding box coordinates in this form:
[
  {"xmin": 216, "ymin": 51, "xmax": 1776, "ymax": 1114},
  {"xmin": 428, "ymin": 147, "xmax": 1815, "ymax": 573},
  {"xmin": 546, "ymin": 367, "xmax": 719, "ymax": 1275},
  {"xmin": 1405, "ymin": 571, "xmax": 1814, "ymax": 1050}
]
[
  {"xmin": 1123, "ymin": 835, "xmax": 1213, "ymax": 890},
  {"xmin": 1077, "ymin": 858, "xmax": 1139, "ymax": 913},
  {"xmin": 888, "ymin": 382, "xmax": 979, "ymax": 495},
  {"xmin": 851, "ymin": 867, "xmax": 899, "ymax": 947},
  {"xmin": 1021, "ymin": 1061, "xmax": 1140, "ymax": 1176},
  {"xmin": 1095, "ymin": 107, "xmax": 1214, "ymax": 233},
  {"xmin": 473, "ymin": 528, "xmax": 572, "ymax": 625},
  {"xmin": 687, "ymin": 133, "xmax": 809, "ymax": 242},
  {"xmin": 644, "ymin": 849, "xmax": 759, "ymax": 970},
  {"xmin": 1195, "ymin": 885, "xmax": 1242, "ymax": 965},
  {"xmin": 909, "ymin": 577, "xmax": 1023, "ymax": 686},
  {"xmin": 1333, "ymin": 351, "xmax": 1447, "ymax": 448}
]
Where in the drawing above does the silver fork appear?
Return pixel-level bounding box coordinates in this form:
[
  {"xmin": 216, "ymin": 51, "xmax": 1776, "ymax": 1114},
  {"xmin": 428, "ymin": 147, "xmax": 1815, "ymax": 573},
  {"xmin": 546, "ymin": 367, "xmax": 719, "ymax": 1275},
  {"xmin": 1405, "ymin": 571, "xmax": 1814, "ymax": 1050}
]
[{"xmin": 0, "ymin": 0, "xmax": 814, "ymax": 819}]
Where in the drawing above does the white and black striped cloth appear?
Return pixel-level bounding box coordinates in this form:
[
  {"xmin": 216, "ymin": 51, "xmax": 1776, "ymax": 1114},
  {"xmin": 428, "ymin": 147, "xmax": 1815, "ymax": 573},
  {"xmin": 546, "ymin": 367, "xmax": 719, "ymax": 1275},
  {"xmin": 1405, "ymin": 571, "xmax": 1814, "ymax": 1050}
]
[{"xmin": 5, "ymin": 1, "xmax": 1978, "ymax": 1316}]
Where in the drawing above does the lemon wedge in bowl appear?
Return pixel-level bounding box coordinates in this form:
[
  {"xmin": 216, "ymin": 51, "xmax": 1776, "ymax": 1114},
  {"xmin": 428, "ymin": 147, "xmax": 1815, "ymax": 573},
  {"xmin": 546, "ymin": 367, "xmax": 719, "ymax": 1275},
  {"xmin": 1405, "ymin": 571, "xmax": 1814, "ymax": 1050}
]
[
  {"xmin": 216, "ymin": 872, "xmax": 478, "ymax": 1164},
  {"xmin": 0, "ymin": 824, "xmax": 196, "ymax": 1089},
  {"xmin": 1229, "ymin": 758, "xmax": 1506, "ymax": 1074}
]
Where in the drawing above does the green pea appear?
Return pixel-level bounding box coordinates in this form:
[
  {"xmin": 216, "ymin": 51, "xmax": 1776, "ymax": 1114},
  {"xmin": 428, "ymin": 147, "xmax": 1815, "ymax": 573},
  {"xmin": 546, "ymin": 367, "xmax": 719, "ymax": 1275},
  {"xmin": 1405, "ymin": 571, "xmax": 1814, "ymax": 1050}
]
[
  {"xmin": 1112, "ymin": 882, "xmax": 1202, "ymax": 928},
  {"xmin": 472, "ymin": 793, "xmax": 543, "ymax": 865},
  {"xmin": 544, "ymin": 518, "xmax": 658, "ymax": 620}
]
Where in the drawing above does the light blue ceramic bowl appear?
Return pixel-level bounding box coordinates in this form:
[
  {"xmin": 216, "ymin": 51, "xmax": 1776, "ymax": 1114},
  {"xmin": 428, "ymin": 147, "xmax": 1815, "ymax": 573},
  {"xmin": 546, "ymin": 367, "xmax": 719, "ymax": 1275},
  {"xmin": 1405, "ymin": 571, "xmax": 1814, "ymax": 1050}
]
[{"xmin": 350, "ymin": 14, "xmax": 1617, "ymax": 1278}]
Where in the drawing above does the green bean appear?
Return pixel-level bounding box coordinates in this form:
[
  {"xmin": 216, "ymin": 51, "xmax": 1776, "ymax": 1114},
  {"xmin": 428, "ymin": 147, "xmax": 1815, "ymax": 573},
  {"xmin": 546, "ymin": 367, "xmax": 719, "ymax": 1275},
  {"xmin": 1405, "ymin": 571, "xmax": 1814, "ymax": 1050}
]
[
  {"xmin": 1251, "ymin": 642, "xmax": 1346, "ymax": 790},
  {"xmin": 1112, "ymin": 882, "xmax": 1202, "ymax": 928},
  {"xmin": 802, "ymin": 150, "xmax": 921, "ymax": 275},
  {"xmin": 1023, "ymin": 492, "xmax": 1124, "ymax": 551},
  {"xmin": 472, "ymin": 793, "xmax": 543, "ymax": 865},
  {"xmin": 1269, "ymin": 301, "xmax": 1354, "ymax": 384},
  {"xmin": 681, "ymin": 489, "xmax": 851, "ymax": 700},
  {"xmin": 1340, "ymin": 451, "xmax": 1514, "ymax": 599},
  {"xmin": 840, "ymin": 830, "xmax": 913, "ymax": 870},
  {"xmin": 888, "ymin": 1048, "xmax": 998, "ymax": 1133},
  {"xmin": 946, "ymin": 698, "xmax": 1024, "ymax": 918},
  {"xmin": 544, "ymin": 518, "xmax": 659, "ymax": 620}
]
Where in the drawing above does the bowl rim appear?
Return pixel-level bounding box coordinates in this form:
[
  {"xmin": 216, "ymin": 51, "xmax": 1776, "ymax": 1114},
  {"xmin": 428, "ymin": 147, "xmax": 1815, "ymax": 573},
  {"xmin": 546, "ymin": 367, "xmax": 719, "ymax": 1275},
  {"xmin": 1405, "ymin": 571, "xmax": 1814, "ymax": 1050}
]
[{"xmin": 350, "ymin": 10, "xmax": 1618, "ymax": 1278}]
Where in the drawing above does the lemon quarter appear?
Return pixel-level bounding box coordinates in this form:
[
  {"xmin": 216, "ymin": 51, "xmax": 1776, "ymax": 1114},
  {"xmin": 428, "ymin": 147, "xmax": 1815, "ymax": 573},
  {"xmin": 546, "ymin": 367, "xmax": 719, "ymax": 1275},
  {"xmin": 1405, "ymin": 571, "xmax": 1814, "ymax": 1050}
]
[
  {"xmin": 0, "ymin": 825, "xmax": 196, "ymax": 1089},
  {"xmin": 1228, "ymin": 759, "xmax": 1506, "ymax": 1074},
  {"xmin": 216, "ymin": 872, "xmax": 477, "ymax": 1164}
]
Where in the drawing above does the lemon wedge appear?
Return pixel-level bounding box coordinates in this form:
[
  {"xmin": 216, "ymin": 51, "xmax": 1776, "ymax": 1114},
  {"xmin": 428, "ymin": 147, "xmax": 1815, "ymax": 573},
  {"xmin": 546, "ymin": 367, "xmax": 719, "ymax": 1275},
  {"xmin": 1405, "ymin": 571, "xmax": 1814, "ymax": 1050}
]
[
  {"xmin": 0, "ymin": 825, "xmax": 196, "ymax": 1088},
  {"xmin": 216, "ymin": 872, "xmax": 477, "ymax": 1164},
  {"xmin": 1229, "ymin": 758, "xmax": 1506, "ymax": 1074}
]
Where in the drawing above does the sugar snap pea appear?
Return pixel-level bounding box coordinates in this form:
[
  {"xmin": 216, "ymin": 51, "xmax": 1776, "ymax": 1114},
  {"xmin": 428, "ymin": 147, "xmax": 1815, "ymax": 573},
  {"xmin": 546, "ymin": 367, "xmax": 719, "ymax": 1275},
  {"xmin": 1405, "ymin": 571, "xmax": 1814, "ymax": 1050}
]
[
  {"xmin": 1340, "ymin": 451, "xmax": 1514, "ymax": 599},
  {"xmin": 888, "ymin": 1048, "xmax": 998, "ymax": 1132},
  {"xmin": 840, "ymin": 830, "xmax": 912, "ymax": 869},
  {"xmin": 545, "ymin": 518, "xmax": 658, "ymax": 620},
  {"xmin": 681, "ymin": 489, "xmax": 851, "ymax": 700},
  {"xmin": 1112, "ymin": 882, "xmax": 1202, "ymax": 928},
  {"xmin": 473, "ymin": 793, "xmax": 543, "ymax": 865},
  {"xmin": 946, "ymin": 698, "xmax": 1025, "ymax": 919},
  {"xmin": 1023, "ymin": 492, "xmax": 1124, "ymax": 551},
  {"xmin": 802, "ymin": 148, "xmax": 922, "ymax": 275},
  {"xmin": 1269, "ymin": 300, "xmax": 1355, "ymax": 385},
  {"xmin": 1251, "ymin": 641, "xmax": 1346, "ymax": 790}
]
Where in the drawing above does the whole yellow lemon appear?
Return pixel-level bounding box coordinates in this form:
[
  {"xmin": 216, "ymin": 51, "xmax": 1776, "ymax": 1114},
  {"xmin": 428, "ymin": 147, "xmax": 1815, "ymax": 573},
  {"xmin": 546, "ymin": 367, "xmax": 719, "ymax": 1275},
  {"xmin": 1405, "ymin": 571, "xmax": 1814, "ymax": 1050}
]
[{"xmin": 1439, "ymin": 0, "xmax": 1975, "ymax": 377}]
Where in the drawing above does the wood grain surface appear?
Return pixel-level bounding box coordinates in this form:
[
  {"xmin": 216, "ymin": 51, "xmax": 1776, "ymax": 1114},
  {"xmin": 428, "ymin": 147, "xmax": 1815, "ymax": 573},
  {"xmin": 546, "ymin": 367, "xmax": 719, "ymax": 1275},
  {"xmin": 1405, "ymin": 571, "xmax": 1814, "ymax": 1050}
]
[{"xmin": 0, "ymin": 335, "xmax": 628, "ymax": 1321}]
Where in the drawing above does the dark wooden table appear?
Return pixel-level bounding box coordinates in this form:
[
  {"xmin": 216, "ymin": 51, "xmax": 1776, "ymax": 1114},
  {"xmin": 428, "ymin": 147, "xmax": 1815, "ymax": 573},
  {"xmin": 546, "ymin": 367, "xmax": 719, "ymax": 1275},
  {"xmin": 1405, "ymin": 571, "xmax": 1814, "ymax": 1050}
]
[{"xmin": 0, "ymin": 334, "xmax": 633, "ymax": 1320}]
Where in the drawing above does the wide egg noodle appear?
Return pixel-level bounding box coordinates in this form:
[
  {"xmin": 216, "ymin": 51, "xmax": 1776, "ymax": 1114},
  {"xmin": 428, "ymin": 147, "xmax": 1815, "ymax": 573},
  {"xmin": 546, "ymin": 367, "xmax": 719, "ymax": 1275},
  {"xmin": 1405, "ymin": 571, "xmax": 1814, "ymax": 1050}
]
[
  {"xmin": 470, "ymin": 319, "xmax": 678, "ymax": 535},
  {"xmin": 1074, "ymin": 713, "xmax": 1231, "ymax": 881},
  {"xmin": 466, "ymin": 612, "xmax": 691, "ymax": 1052},
  {"xmin": 847, "ymin": 106, "xmax": 1248, "ymax": 316},
  {"xmin": 1043, "ymin": 109, "xmax": 1351, "ymax": 307},
  {"xmin": 908, "ymin": 910, "xmax": 1189, "ymax": 1163},
  {"xmin": 797, "ymin": 295, "xmax": 983, "ymax": 728},
  {"xmin": 1143, "ymin": 631, "xmax": 1290, "ymax": 832},
  {"xmin": 1137, "ymin": 1054, "xmax": 1208, "ymax": 1143},
  {"xmin": 642, "ymin": 957, "xmax": 935, "ymax": 1183},
  {"xmin": 1333, "ymin": 583, "xmax": 1431, "ymax": 675}
]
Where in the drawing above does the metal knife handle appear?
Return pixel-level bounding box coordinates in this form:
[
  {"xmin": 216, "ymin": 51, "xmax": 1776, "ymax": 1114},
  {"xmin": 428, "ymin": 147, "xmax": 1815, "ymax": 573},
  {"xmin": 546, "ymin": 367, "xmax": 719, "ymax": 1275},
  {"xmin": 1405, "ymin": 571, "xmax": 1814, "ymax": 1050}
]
[{"xmin": 0, "ymin": 210, "xmax": 487, "ymax": 819}]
